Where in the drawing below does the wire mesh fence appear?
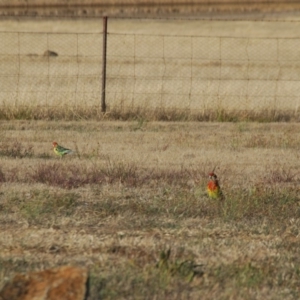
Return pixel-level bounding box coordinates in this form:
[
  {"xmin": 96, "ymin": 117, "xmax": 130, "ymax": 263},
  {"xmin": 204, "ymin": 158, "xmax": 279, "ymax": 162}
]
[
  {"xmin": 107, "ymin": 31, "xmax": 300, "ymax": 113},
  {"xmin": 1, "ymin": 18, "xmax": 300, "ymax": 118},
  {"xmin": 0, "ymin": 31, "xmax": 102, "ymax": 109}
]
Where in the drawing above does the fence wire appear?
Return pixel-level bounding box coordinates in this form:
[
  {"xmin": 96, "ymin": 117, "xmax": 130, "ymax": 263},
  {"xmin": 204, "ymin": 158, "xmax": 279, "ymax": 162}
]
[
  {"xmin": 107, "ymin": 33, "xmax": 300, "ymax": 112},
  {"xmin": 0, "ymin": 31, "xmax": 102, "ymax": 108},
  {"xmin": 1, "ymin": 18, "xmax": 300, "ymax": 113}
]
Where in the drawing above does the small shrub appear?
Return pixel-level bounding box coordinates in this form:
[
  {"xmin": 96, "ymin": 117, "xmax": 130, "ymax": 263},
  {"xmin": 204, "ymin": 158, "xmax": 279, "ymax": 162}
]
[
  {"xmin": 30, "ymin": 163, "xmax": 90, "ymax": 189},
  {"xmin": 156, "ymin": 249, "xmax": 204, "ymax": 282}
]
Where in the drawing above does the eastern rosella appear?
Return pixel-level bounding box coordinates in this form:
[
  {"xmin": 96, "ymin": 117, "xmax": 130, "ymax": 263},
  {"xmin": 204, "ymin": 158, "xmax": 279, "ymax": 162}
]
[
  {"xmin": 207, "ymin": 172, "xmax": 224, "ymax": 200},
  {"xmin": 53, "ymin": 141, "xmax": 73, "ymax": 158}
]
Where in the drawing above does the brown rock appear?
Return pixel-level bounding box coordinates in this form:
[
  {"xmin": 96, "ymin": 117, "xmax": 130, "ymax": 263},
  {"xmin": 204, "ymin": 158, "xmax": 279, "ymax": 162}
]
[
  {"xmin": 43, "ymin": 50, "xmax": 58, "ymax": 57},
  {"xmin": 0, "ymin": 265, "xmax": 88, "ymax": 300}
]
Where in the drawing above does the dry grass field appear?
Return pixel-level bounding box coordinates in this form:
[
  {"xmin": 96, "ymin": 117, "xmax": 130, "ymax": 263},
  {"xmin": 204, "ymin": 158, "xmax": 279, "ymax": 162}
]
[
  {"xmin": 1, "ymin": 12, "xmax": 300, "ymax": 298},
  {"xmin": 0, "ymin": 120, "xmax": 300, "ymax": 299}
]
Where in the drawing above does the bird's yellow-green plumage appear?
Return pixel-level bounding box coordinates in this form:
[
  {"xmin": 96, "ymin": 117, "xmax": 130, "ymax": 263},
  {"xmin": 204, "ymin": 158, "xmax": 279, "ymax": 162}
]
[{"xmin": 53, "ymin": 142, "xmax": 73, "ymax": 158}]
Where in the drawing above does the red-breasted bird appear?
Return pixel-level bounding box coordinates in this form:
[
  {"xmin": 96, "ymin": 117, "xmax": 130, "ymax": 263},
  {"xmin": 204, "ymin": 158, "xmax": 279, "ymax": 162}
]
[
  {"xmin": 207, "ymin": 172, "xmax": 224, "ymax": 200},
  {"xmin": 52, "ymin": 141, "xmax": 73, "ymax": 158}
]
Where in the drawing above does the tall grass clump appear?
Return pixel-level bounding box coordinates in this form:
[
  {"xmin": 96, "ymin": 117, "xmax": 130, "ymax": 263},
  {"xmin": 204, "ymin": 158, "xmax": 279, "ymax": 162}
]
[
  {"xmin": 88, "ymin": 248, "xmax": 203, "ymax": 300},
  {"xmin": 0, "ymin": 105, "xmax": 299, "ymax": 122},
  {"xmin": 26, "ymin": 161, "xmax": 201, "ymax": 189},
  {"xmin": 0, "ymin": 141, "xmax": 34, "ymax": 158}
]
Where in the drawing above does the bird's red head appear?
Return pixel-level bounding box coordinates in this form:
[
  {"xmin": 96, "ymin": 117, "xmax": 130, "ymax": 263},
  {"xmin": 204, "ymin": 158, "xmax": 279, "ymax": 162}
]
[
  {"xmin": 208, "ymin": 172, "xmax": 217, "ymax": 180},
  {"xmin": 53, "ymin": 141, "xmax": 58, "ymax": 147}
]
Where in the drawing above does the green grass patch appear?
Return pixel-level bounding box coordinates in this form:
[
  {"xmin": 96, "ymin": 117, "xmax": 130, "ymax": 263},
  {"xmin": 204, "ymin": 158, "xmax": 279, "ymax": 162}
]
[{"xmin": 6, "ymin": 190, "xmax": 80, "ymax": 225}]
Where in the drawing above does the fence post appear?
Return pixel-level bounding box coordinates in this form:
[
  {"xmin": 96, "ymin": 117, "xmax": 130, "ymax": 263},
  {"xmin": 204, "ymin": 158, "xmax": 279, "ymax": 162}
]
[{"xmin": 101, "ymin": 16, "xmax": 108, "ymax": 112}]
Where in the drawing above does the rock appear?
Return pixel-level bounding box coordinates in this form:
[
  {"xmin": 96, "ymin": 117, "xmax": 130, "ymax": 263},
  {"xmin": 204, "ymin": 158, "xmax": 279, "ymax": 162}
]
[
  {"xmin": 43, "ymin": 50, "xmax": 58, "ymax": 57},
  {"xmin": 0, "ymin": 265, "xmax": 88, "ymax": 300}
]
